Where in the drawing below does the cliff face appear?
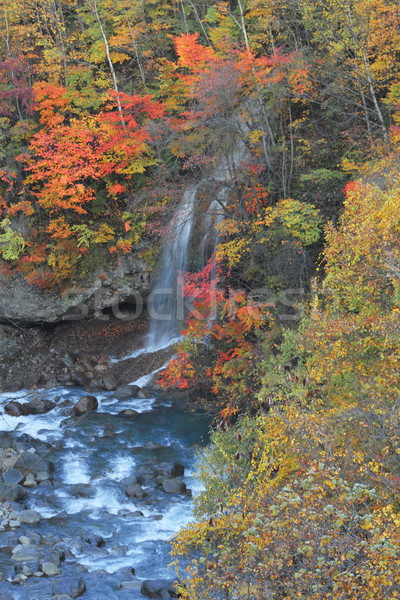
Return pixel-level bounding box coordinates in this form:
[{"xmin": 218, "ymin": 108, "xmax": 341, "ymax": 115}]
[{"xmin": 0, "ymin": 254, "xmax": 151, "ymax": 325}]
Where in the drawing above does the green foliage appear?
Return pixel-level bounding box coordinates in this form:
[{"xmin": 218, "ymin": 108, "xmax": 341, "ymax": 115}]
[{"xmin": 0, "ymin": 218, "xmax": 26, "ymax": 260}]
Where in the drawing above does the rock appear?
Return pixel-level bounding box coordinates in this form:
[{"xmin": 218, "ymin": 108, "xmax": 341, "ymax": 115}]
[
  {"xmin": 71, "ymin": 484, "xmax": 93, "ymax": 498},
  {"xmin": 2, "ymin": 469, "xmax": 24, "ymax": 485},
  {"xmin": 117, "ymin": 509, "xmax": 144, "ymax": 517},
  {"xmin": 11, "ymin": 573, "xmax": 28, "ymax": 584},
  {"xmin": 73, "ymin": 395, "xmax": 98, "ymax": 416},
  {"xmin": 14, "ymin": 563, "xmax": 33, "ymax": 576},
  {"xmin": 36, "ymin": 470, "xmax": 52, "ymax": 482},
  {"xmin": 0, "ymin": 483, "xmax": 28, "ymax": 502},
  {"xmin": 41, "ymin": 561, "xmax": 61, "ymax": 576},
  {"xmin": 114, "ymin": 385, "xmax": 140, "ymax": 399},
  {"xmin": 52, "ymin": 577, "xmax": 86, "ymax": 598},
  {"xmin": 11, "ymin": 547, "xmax": 42, "ymax": 562},
  {"xmin": 118, "ymin": 409, "xmax": 140, "ymax": 418},
  {"xmin": 137, "ymin": 388, "xmax": 153, "ymax": 399},
  {"xmin": 52, "ymin": 596, "xmax": 73, "ymax": 600},
  {"xmin": 0, "ymin": 255, "xmax": 151, "ymax": 324},
  {"xmin": 119, "ymin": 581, "xmax": 142, "ymax": 591},
  {"xmin": 18, "ymin": 536, "xmax": 31, "ymax": 545},
  {"xmin": 162, "ymin": 478, "xmax": 187, "ymax": 494},
  {"xmin": 157, "ymin": 463, "xmax": 184, "ymax": 478},
  {"xmin": 17, "ymin": 509, "xmax": 41, "ymax": 525},
  {"xmin": 14, "ymin": 451, "xmax": 54, "ymax": 477},
  {"xmin": 140, "ymin": 578, "xmax": 178, "ymax": 599},
  {"xmin": 125, "ymin": 483, "xmax": 147, "ymax": 499},
  {"xmin": 84, "ymin": 535, "xmax": 105, "ymax": 548},
  {"xmin": 28, "ymin": 397, "xmax": 56, "ymax": 415},
  {"xmin": 102, "ymin": 374, "xmax": 117, "ymax": 391},
  {"xmin": 23, "ymin": 473, "xmax": 37, "ymax": 487},
  {"xmin": 4, "ymin": 402, "xmax": 27, "ymax": 417}
]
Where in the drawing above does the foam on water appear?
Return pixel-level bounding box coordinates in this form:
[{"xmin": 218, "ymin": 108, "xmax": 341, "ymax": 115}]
[
  {"xmin": 62, "ymin": 451, "xmax": 91, "ymax": 484},
  {"xmin": 107, "ymin": 454, "xmax": 136, "ymax": 481}
]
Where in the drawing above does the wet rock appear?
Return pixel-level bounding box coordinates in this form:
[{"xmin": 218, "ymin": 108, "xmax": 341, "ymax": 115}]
[
  {"xmin": 102, "ymin": 374, "xmax": 117, "ymax": 391},
  {"xmin": 118, "ymin": 409, "xmax": 140, "ymax": 418},
  {"xmin": 84, "ymin": 535, "xmax": 105, "ymax": 548},
  {"xmin": 141, "ymin": 578, "xmax": 178, "ymax": 599},
  {"xmin": 156, "ymin": 463, "xmax": 184, "ymax": 478},
  {"xmin": 0, "ymin": 483, "xmax": 28, "ymax": 502},
  {"xmin": 162, "ymin": 478, "xmax": 187, "ymax": 494},
  {"xmin": 2, "ymin": 469, "xmax": 24, "ymax": 485},
  {"xmin": 11, "ymin": 573, "xmax": 28, "ymax": 584},
  {"xmin": 52, "ymin": 577, "xmax": 86, "ymax": 598},
  {"xmin": 14, "ymin": 563, "xmax": 34, "ymax": 576},
  {"xmin": 11, "ymin": 547, "xmax": 42, "ymax": 562},
  {"xmin": 14, "ymin": 451, "xmax": 54, "ymax": 477},
  {"xmin": 114, "ymin": 385, "xmax": 140, "ymax": 399},
  {"xmin": 117, "ymin": 509, "xmax": 144, "ymax": 517},
  {"xmin": 73, "ymin": 395, "xmax": 98, "ymax": 416},
  {"xmin": 41, "ymin": 561, "xmax": 61, "ymax": 576},
  {"xmin": 125, "ymin": 483, "xmax": 147, "ymax": 499},
  {"xmin": 4, "ymin": 402, "xmax": 27, "ymax": 417},
  {"xmin": 23, "ymin": 473, "xmax": 37, "ymax": 487},
  {"xmin": 17, "ymin": 510, "xmax": 41, "ymax": 525},
  {"xmin": 137, "ymin": 388, "xmax": 153, "ymax": 399},
  {"xmin": 71, "ymin": 484, "xmax": 93, "ymax": 498},
  {"xmin": 29, "ymin": 397, "xmax": 56, "ymax": 415},
  {"xmin": 119, "ymin": 581, "xmax": 142, "ymax": 591}
]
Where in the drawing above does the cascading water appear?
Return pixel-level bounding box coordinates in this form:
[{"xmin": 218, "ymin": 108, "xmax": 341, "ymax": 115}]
[{"xmin": 146, "ymin": 187, "xmax": 197, "ymax": 351}]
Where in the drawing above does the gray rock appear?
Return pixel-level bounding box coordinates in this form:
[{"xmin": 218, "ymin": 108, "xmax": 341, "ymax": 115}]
[
  {"xmin": 141, "ymin": 578, "xmax": 178, "ymax": 599},
  {"xmin": 41, "ymin": 561, "xmax": 61, "ymax": 576},
  {"xmin": 125, "ymin": 483, "xmax": 147, "ymax": 499},
  {"xmin": 23, "ymin": 473, "xmax": 37, "ymax": 487},
  {"xmin": 28, "ymin": 397, "xmax": 56, "ymax": 415},
  {"xmin": 0, "ymin": 482, "xmax": 28, "ymax": 502},
  {"xmin": 118, "ymin": 409, "xmax": 140, "ymax": 418},
  {"xmin": 73, "ymin": 395, "xmax": 98, "ymax": 416},
  {"xmin": 17, "ymin": 509, "xmax": 41, "ymax": 525},
  {"xmin": 2, "ymin": 469, "xmax": 24, "ymax": 485},
  {"xmin": 71, "ymin": 484, "xmax": 93, "ymax": 498},
  {"xmin": 14, "ymin": 451, "xmax": 54, "ymax": 477},
  {"xmin": 4, "ymin": 402, "xmax": 27, "ymax": 417},
  {"xmin": 0, "ymin": 255, "xmax": 151, "ymax": 325},
  {"xmin": 119, "ymin": 581, "xmax": 142, "ymax": 591},
  {"xmin": 11, "ymin": 547, "xmax": 42, "ymax": 562},
  {"xmin": 114, "ymin": 385, "xmax": 140, "ymax": 399},
  {"xmin": 157, "ymin": 463, "xmax": 184, "ymax": 478},
  {"xmin": 162, "ymin": 478, "xmax": 187, "ymax": 494},
  {"xmin": 52, "ymin": 577, "xmax": 86, "ymax": 598}
]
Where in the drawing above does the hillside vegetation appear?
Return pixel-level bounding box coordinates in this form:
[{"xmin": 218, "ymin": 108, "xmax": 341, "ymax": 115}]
[{"xmin": 0, "ymin": 1, "xmax": 399, "ymax": 597}]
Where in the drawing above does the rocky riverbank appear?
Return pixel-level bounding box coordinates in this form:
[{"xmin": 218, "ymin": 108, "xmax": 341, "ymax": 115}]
[{"xmin": 0, "ymin": 316, "xmax": 159, "ymax": 393}]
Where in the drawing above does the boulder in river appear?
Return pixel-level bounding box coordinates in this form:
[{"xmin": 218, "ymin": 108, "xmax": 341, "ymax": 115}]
[
  {"xmin": 114, "ymin": 385, "xmax": 140, "ymax": 399},
  {"xmin": 52, "ymin": 577, "xmax": 86, "ymax": 598},
  {"xmin": 14, "ymin": 451, "xmax": 54, "ymax": 477},
  {"xmin": 141, "ymin": 578, "xmax": 178, "ymax": 598},
  {"xmin": 0, "ymin": 482, "xmax": 28, "ymax": 502},
  {"xmin": 17, "ymin": 509, "xmax": 41, "ymax": 525},
  {"xmin": 156, "ymin": 462, "xmax": 184, "ymax": 478},
  {"xmin": 2, "ymin": 468, "xmax": 24, "ymax": 485},
  {"xmin": 162, "ymin": 477, "xmax": 187, "ymax": 494},
  {"xmin": 73, "ymin": 395, "xmax": 98, "ymax": 416}
]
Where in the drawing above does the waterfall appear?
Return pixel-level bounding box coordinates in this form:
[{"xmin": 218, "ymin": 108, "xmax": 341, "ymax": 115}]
[
  {"xmin": 145, "ymin": 144, "xmax": 248, "ymax": 353},
  {"xmin": 145, "ymin": 187, "xmax": 197, "ymax": 350}
]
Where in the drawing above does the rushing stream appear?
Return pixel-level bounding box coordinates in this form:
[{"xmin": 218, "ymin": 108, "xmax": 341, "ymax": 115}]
[{"xmin": 0, "ymin": 384, "xmax": 210, "ymax": 599}]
